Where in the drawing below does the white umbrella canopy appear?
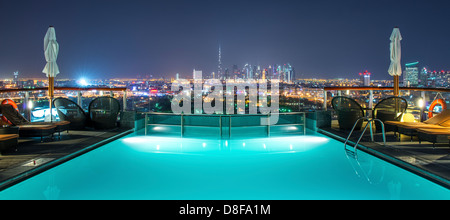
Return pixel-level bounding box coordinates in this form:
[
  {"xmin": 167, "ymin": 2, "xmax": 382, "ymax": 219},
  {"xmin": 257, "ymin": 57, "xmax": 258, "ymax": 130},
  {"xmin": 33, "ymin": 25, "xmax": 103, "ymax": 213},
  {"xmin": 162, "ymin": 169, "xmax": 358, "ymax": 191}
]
[
  {"xmin": 388, "ymin": 27, "xmax": 402, "ymax": 96},
  {"xmin": 388, "ymin": 27, "xmax": 402, "ymax": 76},
  {"xmin": 42, "ymin": 26, "xmax": 59, "ymax": 78},
  {"xmin": 42, "ymin": 26, "xmax": 59, "ymax": 121}
]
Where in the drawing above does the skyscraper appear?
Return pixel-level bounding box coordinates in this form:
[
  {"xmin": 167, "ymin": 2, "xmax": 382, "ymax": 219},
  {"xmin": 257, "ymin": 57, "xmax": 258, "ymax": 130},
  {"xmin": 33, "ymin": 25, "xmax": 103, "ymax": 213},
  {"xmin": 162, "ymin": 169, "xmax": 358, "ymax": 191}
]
[
  {"xmin": 419, "ymin": 67, "xmax": 428, "ymax": 87},
  {"xmin": 403, "ymin": 62, "xmax": 419, "ymax": 87},
  {"xmin": 193, "ymin": 69, "xmax": 202, "ymax": 80},
  {"xmin": 218, "ymin": 45, "xmax": 223, "ymax": 80},
  {"xmin": 359, "ymin": 70, "xmax": 371, "ymax": 86}
]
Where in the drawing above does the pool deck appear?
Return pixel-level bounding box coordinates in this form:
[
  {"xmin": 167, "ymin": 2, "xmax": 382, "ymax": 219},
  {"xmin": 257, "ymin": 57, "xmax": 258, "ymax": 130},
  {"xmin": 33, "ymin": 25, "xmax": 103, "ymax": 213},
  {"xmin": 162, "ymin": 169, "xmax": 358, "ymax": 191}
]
[
  {"xmin": 0, "ymin": 128, "xmax": 133, "ymax": 190},
  {"xmin": 320, "ymin": 120, "xmax": 450, "ymax": 188}
]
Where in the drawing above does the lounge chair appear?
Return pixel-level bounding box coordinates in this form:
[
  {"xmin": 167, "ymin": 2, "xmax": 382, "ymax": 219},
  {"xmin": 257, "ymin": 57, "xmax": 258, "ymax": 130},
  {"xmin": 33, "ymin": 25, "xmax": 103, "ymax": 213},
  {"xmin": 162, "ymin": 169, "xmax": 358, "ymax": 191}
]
[
  {"xmin": 416, "ymin": 127, "xmax": 450, "ymax": 148},
  {"xmin": 331, "ymin": 96, "xmax": 365, "ymax": 130},
  {"xmin": 0, "ymin": 104, "xmax": 70, "ymax": 141},
  {"xmin": 385, "ymin": 109, "xmax": 450, "ymax": 140},
  {"xmin": 373, "ymin": 97, "xmax": 407, "ymax": 132},
  {"xmin": 53, "ymin": 97, "xmax": 90, "ymax": 130},
  {"xmin": 88, "ymin": 97, "xmax": 120, "ymax": 129}
]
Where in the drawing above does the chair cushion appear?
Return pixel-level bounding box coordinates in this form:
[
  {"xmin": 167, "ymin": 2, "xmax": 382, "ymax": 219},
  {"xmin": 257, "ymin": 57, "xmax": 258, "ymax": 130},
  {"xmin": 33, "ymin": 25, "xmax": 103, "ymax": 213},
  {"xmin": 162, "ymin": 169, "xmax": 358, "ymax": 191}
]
[
  {"xmin": 417, "ymin": 128, "xmax": 450, "ymax": 135},
  {"xmin": 17, "ymin": 124, "xmax": 56, "ymax": 130},
  {"xmin": 424, "ymin": 109, "xmax": 450, "ymax": 124},
  {"xmin": 0, "ymin": 134, "xmax": 19, "ymax": 141}
]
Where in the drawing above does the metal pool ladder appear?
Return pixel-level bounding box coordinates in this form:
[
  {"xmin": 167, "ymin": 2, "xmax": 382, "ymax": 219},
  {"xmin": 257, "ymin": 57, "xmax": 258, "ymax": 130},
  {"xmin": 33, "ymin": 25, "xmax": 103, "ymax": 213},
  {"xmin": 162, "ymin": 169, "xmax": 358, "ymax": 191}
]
[{"xmin": 344, "ymin": 117, "xmax": 386, "ymax": 159}]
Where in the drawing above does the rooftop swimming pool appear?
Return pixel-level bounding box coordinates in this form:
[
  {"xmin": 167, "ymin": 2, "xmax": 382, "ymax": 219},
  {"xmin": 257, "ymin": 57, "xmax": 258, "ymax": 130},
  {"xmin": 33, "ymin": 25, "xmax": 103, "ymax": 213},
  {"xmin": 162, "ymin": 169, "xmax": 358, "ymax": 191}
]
[{"xmin": 0, "ymin": 131, "xmax": 449, "ymax": 200}]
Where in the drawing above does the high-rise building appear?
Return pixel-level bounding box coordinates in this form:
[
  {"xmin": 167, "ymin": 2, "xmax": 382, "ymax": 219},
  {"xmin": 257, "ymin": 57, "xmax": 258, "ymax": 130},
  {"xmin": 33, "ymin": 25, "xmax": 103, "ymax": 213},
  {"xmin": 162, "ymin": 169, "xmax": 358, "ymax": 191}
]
[
  {"xmin": 13, "ymin": 71, "xmax": 18, "ymax": 85},
  {"xmin": 218, "ymin": 45, "xmax": 223, "ymax": 80},
  {"xmin": 403, "ymin": 62, "xmax": 419, "ymax": 87},
  {"xmin": 419, "ymin": 67, "xmax": 428, "ymax": 87},
  {"xmin": 359, "ymin": 70, "xmax": 371, "ymax": 86},
  {"xmin": 283, "ymin": 64, "xmax": 294, "ymax": 83},
  {"xmin": 193, "ymin": 69, "xmax": 202, "ymax": 80}
]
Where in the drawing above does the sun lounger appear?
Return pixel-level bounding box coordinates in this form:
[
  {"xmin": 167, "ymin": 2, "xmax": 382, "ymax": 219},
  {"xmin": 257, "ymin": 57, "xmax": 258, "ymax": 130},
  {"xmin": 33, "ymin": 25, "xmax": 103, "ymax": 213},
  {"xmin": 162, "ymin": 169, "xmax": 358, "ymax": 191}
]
[
  {"xmin": 416, "ymin": 127, "xmax": 450, "ymax": 148},
  {"xmin": 17, "ymin": 124, "xmax": 56, "ymax": 142},
  {"xmin": 385, "ymin": 109, "xmax": 450, "ymax": 139},
  {"xmin": 0, "ymin": 104, "xmax": 70, "ymax": 141}
]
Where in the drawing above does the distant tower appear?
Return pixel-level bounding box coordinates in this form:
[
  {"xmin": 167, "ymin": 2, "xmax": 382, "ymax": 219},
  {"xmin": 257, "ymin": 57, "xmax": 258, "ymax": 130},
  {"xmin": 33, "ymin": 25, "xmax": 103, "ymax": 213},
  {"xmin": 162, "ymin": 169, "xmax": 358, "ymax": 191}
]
[
  {"xmin": 193, "ymin": 69, "xmax": 202, "ymax": 80},
  {"xmin": 13, "ymin": 71, "xmax": 19, "ymax": 86},
  {"xmin": 218, "ymin": 45, "xmax": 223, "ymax": 80},
  {"xmin": 359, "ymin": 70, "xmax": 371, "ymax": 86}
]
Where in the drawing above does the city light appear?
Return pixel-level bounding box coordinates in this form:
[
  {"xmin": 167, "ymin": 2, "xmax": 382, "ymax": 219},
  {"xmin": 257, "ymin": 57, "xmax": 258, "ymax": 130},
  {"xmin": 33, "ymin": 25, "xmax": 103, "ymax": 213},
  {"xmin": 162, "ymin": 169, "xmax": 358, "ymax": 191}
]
[{"xmin": 78, "ymin": 78, "xmax": 88, "ymax": 86}]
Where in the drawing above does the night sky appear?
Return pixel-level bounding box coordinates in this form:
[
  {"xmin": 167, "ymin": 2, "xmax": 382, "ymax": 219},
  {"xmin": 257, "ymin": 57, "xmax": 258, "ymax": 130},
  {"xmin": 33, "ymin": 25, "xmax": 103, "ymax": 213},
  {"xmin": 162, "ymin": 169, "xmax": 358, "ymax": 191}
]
[{"xmin": 1, "ymin": 0, "xmax": 449, "ymax": 80}]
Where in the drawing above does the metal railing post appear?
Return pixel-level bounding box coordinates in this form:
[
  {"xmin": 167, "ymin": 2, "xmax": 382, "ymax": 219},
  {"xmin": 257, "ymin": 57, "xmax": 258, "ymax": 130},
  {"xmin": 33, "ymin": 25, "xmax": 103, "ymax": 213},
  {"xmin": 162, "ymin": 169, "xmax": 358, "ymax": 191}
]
[
  {"xmin": 181, "ymin": 113, "xmax": 184, "ymax": 137},
  {"xmin": 219, "ymin": 115, "xmax": 222, "ymax": 138},
  {"xmin": 123, "ymin": 90, "xmax": 127, "ymax": 111},
  {"xmin": 145, "ymin": 113, "xmax": 148, "ymax": 135},
  {"xmin": 229, "ymin": 115, "xmax": 231, "ymax": 139},
  {"xmin": 25, "ymin": 91, "xmax": 30, "ymax": 121},
  {"xmin": 77, "ymin": 91, "xmax": 82, "ymax": 107}
]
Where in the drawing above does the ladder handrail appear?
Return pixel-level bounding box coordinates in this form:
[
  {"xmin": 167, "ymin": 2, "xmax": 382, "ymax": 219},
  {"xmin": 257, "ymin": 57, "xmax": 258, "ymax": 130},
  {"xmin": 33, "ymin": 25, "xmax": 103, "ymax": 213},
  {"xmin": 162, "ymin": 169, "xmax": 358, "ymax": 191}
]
[{"xmin": 344, "ymin": 117, "xmax": 386, "ymax": 159}]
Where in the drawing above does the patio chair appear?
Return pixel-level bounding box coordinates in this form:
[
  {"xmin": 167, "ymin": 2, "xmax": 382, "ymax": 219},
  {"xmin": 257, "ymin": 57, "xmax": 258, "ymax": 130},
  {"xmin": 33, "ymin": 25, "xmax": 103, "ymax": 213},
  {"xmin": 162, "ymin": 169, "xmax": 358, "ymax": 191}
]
[
  {"xmin": 331, "ymin": 96, "xmax": 365, "ymax": 130},
  {"xmin": 88, "ymin": 97, "xmax": 120, "ymax": 129},
  {"xmin": 53, "ymin": 97, "xmax": 90, "ymax": 130},
  {"xmin": 0, "ymin": 104, "xmax": 69, "ymax": 141},
  {"xmin": 373, "ymin": 97, "xmax": 407, "ymax": 132}
]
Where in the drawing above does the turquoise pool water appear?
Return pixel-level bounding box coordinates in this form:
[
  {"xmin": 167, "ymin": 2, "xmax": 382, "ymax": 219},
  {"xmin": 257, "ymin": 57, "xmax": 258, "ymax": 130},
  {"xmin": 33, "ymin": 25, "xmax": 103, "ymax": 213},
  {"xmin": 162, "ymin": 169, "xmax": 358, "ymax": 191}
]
[{"xmin": 0, "ymin": 132, "xmax": 449, "ymax": 199}]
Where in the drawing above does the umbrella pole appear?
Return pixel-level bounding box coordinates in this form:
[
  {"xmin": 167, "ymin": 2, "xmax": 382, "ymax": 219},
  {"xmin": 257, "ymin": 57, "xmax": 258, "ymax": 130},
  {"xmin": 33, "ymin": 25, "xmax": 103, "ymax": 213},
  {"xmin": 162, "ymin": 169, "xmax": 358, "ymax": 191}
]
[
  {"xmin": 49, "ymin": 76, "xmax": 54, "ymax": 122},
  {"xmin": 393, "ymin": 75, "xmax": 399, "ymax": 97}
]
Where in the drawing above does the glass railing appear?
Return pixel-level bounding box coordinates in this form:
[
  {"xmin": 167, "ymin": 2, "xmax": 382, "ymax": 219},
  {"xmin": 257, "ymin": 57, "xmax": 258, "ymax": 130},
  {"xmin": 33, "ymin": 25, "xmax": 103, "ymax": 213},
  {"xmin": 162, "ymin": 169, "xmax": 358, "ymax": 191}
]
[
  {"xmin": 324, "ymin": 86, "xmax": 450, "ymax": 122},
  {"xmin": 0, "ymin": 87, "xmax": 127, "ymax": 122},
  {"xmin": 144, "ymin": 112, "xmax": 306, "ymax": 138},
  {"xmin": 1, "ymin": 85, "xmax": 449, "ymax": 126}
]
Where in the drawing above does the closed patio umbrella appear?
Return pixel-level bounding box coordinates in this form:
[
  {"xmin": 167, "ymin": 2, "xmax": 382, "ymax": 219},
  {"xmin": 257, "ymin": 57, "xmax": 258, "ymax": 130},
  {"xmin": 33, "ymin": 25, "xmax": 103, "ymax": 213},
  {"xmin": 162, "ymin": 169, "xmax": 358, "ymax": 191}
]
[
  {"xmin": 388, "ymin": 27, "xmax": 402, "ymax": 96},
  {"xmin": 42, "ymin": 26, "xmax": 59, "ymax": 121}
]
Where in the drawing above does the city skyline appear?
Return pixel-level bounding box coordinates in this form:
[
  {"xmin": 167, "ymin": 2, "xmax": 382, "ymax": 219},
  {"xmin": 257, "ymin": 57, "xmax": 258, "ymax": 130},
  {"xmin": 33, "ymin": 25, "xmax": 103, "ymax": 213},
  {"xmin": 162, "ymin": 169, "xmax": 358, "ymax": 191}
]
[{"xmin": 1, "ymin": 0, "xmax": 450, "ymax": 80}]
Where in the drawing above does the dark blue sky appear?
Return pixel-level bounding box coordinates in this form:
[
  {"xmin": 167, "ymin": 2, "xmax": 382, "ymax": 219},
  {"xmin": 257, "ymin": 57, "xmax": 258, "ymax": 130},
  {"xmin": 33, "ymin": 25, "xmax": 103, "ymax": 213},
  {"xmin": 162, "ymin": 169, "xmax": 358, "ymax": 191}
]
[{"xmin": 1, "ymin": 0, "xmax": 449, "ymax": 80}]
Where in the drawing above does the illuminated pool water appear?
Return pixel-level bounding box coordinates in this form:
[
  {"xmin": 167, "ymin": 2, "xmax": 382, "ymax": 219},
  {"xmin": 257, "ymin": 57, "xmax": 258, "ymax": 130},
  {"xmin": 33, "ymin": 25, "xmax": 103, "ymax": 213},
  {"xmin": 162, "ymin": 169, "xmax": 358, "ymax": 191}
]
[{"xmin": 0, "ymin": 132, "xmax": 449, "ymax": 199}]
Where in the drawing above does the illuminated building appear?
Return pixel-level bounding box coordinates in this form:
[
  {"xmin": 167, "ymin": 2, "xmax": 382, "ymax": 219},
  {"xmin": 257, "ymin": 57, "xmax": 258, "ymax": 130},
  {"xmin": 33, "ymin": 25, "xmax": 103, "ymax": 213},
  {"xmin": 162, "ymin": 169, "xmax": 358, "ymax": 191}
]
[
  {"xmin": 193, "ymin": 69, "xmax": 202, "ymax": 80},
  {"xmin": 403, "ymin": 61, "xmax": 419, "ymax": 87},
  {"xmin": 359, "ymin": 70, "xmax": 371, "ymax": 86},
  {"xmin": 218, "ymin": 45, "xmax": 223, "ymax": 80}
]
